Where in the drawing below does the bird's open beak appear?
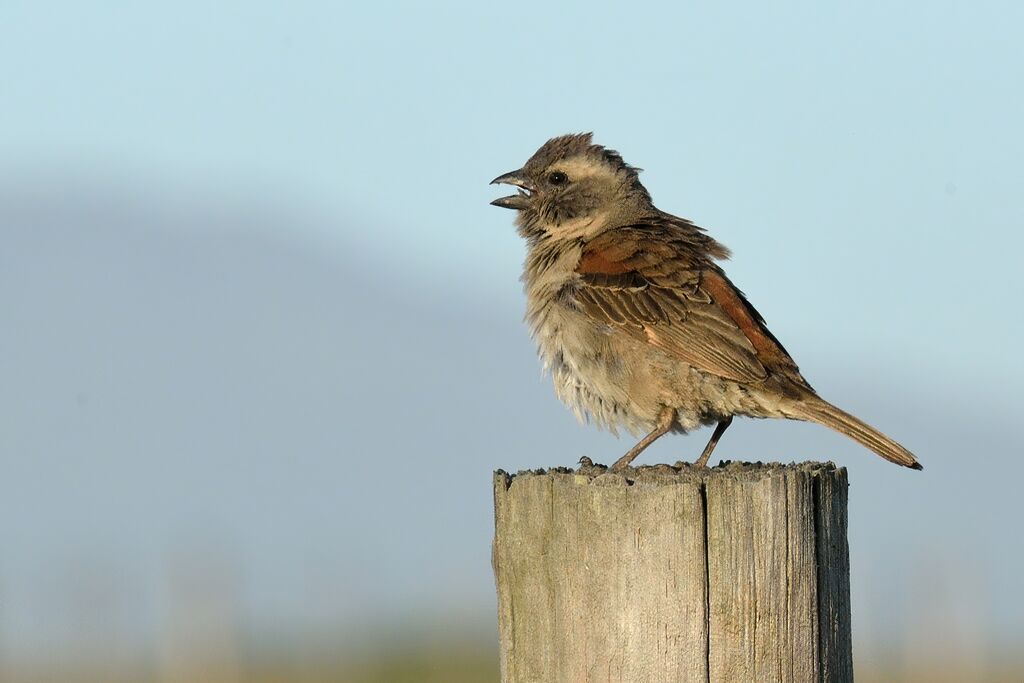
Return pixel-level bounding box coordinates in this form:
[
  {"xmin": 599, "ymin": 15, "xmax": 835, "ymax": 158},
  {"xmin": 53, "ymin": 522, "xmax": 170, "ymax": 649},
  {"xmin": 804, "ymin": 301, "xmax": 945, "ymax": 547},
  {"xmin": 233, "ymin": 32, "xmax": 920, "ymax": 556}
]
[{"xmin": 490, "ymin": 169, "xmax": 535, "ymax": 210}]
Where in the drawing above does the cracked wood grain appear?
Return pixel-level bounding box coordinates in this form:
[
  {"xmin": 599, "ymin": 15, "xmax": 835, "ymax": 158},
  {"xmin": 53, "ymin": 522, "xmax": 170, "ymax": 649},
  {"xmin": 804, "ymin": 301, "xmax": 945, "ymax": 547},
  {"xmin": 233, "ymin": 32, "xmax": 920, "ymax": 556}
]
[{"xmin": 492, "ymin": 462, "xmax": 852, "ymax": 683}]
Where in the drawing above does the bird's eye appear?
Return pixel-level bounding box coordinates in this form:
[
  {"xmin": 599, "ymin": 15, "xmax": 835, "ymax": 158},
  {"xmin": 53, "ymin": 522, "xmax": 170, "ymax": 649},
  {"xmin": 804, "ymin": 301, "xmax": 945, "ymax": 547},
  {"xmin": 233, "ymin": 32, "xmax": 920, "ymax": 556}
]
[{"xmin": 548, "ymin": 171, "xmax": 568, "ymax": 185}]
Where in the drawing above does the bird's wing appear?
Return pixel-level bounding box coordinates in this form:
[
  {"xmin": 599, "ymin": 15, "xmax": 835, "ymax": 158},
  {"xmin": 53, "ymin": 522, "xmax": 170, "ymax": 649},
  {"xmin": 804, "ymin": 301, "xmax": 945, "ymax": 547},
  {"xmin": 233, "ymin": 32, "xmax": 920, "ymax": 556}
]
[{"xmin": 573, "ymin": 222, "xmax": 803, "ymax": 385}]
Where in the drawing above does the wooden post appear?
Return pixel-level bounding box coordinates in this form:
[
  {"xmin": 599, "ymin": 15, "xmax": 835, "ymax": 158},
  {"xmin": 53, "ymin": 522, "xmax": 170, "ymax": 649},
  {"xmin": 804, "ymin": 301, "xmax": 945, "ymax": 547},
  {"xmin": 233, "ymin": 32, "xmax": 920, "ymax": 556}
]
[{"xmin": 492, "ymin": 461, "xmax": 852, "ymax": 683}]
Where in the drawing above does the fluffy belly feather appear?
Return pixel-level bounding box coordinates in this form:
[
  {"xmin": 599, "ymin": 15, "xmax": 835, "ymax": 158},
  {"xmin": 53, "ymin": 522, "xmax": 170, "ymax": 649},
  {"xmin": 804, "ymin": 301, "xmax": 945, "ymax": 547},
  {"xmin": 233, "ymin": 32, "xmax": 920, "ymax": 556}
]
[{"xmin": 529, "ymin": 300, "xmax": 782, "ymax": 436}]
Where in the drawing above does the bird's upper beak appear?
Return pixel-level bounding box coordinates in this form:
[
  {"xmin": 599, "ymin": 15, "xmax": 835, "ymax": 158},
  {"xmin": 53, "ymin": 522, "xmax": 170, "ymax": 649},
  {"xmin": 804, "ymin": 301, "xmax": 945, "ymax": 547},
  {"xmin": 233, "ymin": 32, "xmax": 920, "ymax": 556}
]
[{"xmin": 490, "ymin": 169, "xmax": 535, "ymax": 210}]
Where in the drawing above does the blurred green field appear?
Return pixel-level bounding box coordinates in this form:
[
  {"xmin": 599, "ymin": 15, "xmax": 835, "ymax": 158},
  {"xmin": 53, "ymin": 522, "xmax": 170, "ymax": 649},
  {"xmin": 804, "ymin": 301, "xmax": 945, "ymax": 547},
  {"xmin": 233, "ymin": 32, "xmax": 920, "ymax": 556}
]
[{"xmin": 5, "ymin": 643, "xmax": 1021, "ymax": 683}]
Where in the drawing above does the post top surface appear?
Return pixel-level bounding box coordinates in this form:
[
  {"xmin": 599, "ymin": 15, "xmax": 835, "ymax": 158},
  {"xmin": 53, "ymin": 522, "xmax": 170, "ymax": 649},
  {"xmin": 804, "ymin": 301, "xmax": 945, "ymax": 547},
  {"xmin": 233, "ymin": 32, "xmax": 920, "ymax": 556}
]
[{"xmin": 494, "ymin": 460, "xmax": 845, "ymax": 491}]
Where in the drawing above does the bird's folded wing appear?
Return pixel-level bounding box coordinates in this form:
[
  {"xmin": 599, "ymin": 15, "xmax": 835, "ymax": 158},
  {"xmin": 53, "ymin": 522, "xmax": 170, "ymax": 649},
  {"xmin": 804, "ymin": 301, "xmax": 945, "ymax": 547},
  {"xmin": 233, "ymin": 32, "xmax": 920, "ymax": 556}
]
[{"xmin": 574, "ymin": 226, "xmax": 800, "ymax": 385}]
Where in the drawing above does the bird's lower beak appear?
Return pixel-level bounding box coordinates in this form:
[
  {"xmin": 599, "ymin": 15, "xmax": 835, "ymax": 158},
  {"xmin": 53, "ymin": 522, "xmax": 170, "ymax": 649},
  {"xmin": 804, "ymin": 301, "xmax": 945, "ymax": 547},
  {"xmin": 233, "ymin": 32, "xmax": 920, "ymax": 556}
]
[{"xmin": 490, "ymin": 169, "xmax": 534, "ymax": 210}]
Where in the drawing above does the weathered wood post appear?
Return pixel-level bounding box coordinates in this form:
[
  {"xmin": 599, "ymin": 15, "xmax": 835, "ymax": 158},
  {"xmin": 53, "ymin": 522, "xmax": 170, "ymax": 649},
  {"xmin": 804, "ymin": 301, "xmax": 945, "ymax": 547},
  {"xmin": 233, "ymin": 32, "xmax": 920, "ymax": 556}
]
[{"xmin": 492, "ymin": 461, "xmax": 852, "ymax": 682}]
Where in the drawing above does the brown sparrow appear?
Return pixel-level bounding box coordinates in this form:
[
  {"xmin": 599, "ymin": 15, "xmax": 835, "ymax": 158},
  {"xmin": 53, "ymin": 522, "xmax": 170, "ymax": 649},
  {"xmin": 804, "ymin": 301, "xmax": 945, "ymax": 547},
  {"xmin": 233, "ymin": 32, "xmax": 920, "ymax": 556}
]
[{"xmin": 491, "ymin": 133, "xmax": 921, "ymax": 470}]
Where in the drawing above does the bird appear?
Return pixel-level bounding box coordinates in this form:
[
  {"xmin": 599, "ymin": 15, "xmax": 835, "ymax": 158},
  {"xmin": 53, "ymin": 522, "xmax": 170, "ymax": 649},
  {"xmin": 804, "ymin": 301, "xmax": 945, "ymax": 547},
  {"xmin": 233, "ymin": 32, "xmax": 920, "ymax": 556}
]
[{"xmin": 490, "ymin": 133, "xmax": 921, "ymax": 471}]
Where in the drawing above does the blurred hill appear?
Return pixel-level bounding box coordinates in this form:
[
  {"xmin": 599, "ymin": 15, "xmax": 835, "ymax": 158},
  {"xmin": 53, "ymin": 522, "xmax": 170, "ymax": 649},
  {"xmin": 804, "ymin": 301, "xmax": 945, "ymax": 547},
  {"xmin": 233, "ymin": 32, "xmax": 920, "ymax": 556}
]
[{"xmin": 0, "ymin": 184, "xmax": 1021, "ymax": 680}]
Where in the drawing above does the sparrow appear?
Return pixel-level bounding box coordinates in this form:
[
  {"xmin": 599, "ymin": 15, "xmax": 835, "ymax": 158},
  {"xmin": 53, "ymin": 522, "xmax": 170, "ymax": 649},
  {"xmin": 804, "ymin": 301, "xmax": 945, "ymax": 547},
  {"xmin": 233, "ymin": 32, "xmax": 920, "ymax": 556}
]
[{"xmin": 490, "ymin": 133, "xmax": 921, "ymax": 471}]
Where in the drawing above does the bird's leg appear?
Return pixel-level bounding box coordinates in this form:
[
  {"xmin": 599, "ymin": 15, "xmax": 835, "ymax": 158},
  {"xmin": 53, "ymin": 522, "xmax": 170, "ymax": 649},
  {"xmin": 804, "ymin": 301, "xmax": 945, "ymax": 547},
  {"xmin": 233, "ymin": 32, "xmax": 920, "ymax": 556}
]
[
  {"xmin": 693, "ymin": 416, "xmax": 733, "ymax": 468},
  {"xmin": 610, "ymin": 407, "xmax": 675, "ymax": 470}
]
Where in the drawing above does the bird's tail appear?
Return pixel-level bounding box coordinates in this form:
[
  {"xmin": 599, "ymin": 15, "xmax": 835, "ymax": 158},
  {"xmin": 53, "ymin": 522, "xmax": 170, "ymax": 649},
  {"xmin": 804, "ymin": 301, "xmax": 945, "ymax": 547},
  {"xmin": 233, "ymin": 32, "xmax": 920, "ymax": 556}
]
[{"xmin": 788, "ymin": 397, "xmax": 922, "ymax": 470}]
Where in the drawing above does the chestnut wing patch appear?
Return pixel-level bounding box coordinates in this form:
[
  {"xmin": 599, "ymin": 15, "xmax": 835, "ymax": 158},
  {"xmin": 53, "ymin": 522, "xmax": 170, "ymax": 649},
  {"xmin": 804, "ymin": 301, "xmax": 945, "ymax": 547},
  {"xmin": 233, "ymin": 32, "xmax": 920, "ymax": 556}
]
[
  {"xmin": 573, "ymin": 232, "xmax": 791, "ymax": 384},
  {"xmin": 698, "ymin": 270, "xmax": 799, "ymax": 372}
]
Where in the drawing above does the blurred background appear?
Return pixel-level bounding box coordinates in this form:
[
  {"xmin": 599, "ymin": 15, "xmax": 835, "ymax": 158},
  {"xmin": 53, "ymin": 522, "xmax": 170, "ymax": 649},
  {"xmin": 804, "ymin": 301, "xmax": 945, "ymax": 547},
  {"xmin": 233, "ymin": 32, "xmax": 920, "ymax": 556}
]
[{"xmin": 1, "ymin": 2, "xmax": 1022, "ymax": 681}]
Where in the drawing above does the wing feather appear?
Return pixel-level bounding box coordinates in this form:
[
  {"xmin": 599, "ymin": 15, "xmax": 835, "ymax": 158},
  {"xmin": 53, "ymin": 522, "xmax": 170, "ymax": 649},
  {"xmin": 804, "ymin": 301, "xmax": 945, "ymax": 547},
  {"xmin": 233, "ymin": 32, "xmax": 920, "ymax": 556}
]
[{"xmin": 574, "ymin": 219, "xmax": 802, "ymax": 385}]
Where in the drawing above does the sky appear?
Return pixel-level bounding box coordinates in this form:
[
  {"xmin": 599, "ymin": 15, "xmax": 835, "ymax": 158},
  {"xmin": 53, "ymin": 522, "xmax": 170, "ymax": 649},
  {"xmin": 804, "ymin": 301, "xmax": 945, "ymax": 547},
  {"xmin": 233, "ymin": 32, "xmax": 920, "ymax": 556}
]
[{"xmin": 1, "ymin": 0, "xmax": 1022, "ymax": 671}]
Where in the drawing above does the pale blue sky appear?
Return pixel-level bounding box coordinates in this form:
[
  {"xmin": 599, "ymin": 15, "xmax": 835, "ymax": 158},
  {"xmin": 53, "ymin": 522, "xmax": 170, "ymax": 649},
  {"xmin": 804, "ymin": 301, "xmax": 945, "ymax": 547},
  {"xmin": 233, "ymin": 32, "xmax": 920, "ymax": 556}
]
[
  {"xmin": 1, "ymin": 0, "xmax": 1022, "ymax": 667},
  {"xmin": 4, "ymin": 2, "xmax": 1022, "ymax": 373}
]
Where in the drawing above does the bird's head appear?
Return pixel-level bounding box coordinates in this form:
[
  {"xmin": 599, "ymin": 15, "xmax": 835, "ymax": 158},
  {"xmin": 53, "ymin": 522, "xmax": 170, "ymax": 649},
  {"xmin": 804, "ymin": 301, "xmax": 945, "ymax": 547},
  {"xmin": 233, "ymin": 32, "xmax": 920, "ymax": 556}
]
[{"xmin": 490, "ymin": 133, "xmax": 651, "ymax": 238}]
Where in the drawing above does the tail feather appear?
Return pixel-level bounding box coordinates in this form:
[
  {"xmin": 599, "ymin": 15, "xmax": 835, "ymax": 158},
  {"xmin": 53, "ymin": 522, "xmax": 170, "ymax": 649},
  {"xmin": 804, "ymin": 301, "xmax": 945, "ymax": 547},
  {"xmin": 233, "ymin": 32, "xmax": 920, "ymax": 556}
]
[{"xmin": 789, "ymin": 398, "xmax": 922, "ymax": 470}]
